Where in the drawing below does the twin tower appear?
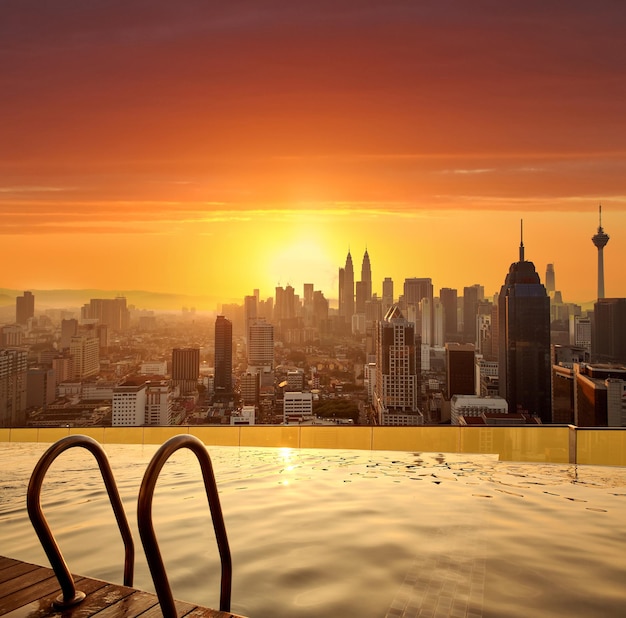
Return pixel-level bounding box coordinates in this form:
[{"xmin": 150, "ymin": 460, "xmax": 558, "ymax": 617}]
[{"xmin": 338, "ymin": 249, "xmax": 371, "ymax": 319}]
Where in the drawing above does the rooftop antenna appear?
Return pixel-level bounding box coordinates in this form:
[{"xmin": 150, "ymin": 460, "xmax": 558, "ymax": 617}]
[
  {"xmin": 519, "ymin": 219, "xmax": 525, "ymax": 262},
  {"xmin": 598, "ymin": 203, "xmax": 604, "ymax": 231}
]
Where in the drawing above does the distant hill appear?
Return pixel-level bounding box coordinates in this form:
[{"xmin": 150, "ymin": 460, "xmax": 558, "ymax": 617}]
[{"xmin": 0, "ymin": 288, "xmax": 219, "ymax": 312}]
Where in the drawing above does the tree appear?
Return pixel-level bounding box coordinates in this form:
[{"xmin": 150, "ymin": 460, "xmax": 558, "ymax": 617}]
[{"xmin": 313, "ymin": 399, "xmax": 359, "ymax": 423}]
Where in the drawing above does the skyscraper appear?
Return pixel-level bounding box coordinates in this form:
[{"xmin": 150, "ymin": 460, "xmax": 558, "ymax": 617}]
[
  {"xmin": 355, "ymin": 281, "xmax": 367, "ymax": 314},
  {"xmin": 420, "ymin": 297, "xmax": 432, "ymax": 346},
  {"xmin": 360, "ymin": 249, "xmax": 372, "ymax": 302},
  {"xmin": 403, "ymin": 278, "xmax": 433, "ymax": 341},
  {"xmin": 545, "ymin": 264, "xmax": 555, "ymax": 294},
  {"xmin": 171, "ymin": 347, "xmax": 200, "ymax": 395},
  {"xmin": 338, "ymin": 267, "xmax": 345, "ymax": 317},
  {"xmin": 69, "ymin": 333, "xmax": 100, "ymax": 380},
  {"xmin": 274, "ymin": 285, "xmax": 295, "ymax": 321},
  {"xmin": 592, "ymin": 204, "xmax": 610, "ymax": 299},
  {"xmin": 15, "ymin": 291, "xmax": 34, "ymax": 325},
  {"xmin": 498, "ymin": 224, "xmax": 551, "ymax": 423},
  {"xmin": 373, "ymin": 305, "xmax": 422, "ymax": 425},
  {"xmin": 313, "ymin": 290, "xmax": 329, "ymax": 326},
  {"xmin": 439, "ymin": 287, "xmax": 458, "ymax": 342},
  {"xmin": 214, "ymin": 315, "xmax": 233, "ymax": 394},
  {"xmin": 303, "ymin": 283, "xmax": 314, "ymax": 326},
  {"xmin": 342, "ymin": 251, "xmax": 355, "ymax": 319},
  {"xmin": 0, "ymin": 348, "xmax": 28, "ymax": 427},
  {"xmin": 244, "ymin": 294, "xmax": 257, "ymax": 342},
  {"xmin": 382, "ymin": 277, "xmax": 394, "ymax": 315},
  {"xmin": 60, "ymin": 319, "xmax": 78, "ymax": 350},
  {"xmin": 463, "ymin": 284, "xmax": 484, "ymax": 345},
  {"xmin": 446, "ymin": 343, "xmax": 476, "ymax": 398},
  {"xmin": 403, "ymin": 278, "xmax": 433, "ymax": 307},
  {"xmin": 81, "ymin": 297, "xmax": 129, "ymax": 331},
  {"xmin": 247, "ymin": 318, "xmax": 274, "ymax": 373},
  {"xmin": 593, "ymin": 298, "xmax": 626, "ymax": 364},
  {"xmin": 432, "ymin": 298, "xmax": 444, "ymax": 347}
]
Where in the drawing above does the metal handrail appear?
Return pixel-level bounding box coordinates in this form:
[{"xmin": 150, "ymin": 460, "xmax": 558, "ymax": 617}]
[
  {"xmin": 26, "ymin": 434, "xmax": 135, "ymax": 608},
  {"xmin": 137, "ymin": 434, "xmax": 232, "ymax": 617}
]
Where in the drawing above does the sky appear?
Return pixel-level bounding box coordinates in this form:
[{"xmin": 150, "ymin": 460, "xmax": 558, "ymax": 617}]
[{"xmin": 2, "ymin": 1, "xmax": 626, "ymax": 308}]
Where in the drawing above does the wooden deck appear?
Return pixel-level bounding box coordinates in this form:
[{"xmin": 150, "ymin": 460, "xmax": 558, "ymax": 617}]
[{"xmin": 0, "ymin": 556, "xmax": 246, "ymax": 618}]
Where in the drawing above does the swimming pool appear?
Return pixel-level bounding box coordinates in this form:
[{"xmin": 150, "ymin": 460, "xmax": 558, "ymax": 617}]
[{"xmin": 1, "ymin": 442, "xmax": 626, "ymax": 617}]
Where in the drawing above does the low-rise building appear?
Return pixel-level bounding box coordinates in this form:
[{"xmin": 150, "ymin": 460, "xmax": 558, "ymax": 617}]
[
  {"xmin": 450, "ymin": 395, "xmax": 508, "ymax": 425},
  {"xmin": 284, "ymin": 391, "xmax": 313, "ymax": 424}
]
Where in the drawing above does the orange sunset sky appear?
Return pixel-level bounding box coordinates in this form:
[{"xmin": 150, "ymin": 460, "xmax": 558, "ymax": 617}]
[{"xmin": 1, "ymin": 1, "xmax": 625, "ymax": 308}]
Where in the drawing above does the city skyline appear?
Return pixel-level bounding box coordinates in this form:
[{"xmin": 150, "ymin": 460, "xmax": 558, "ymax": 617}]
[
  {"xmin": 0, "ymin": 218, "xmax": 620, "ymax": 312},
  {"xmin": 2, "ymin": 3, "xmax": 626, "ymax": 303}
]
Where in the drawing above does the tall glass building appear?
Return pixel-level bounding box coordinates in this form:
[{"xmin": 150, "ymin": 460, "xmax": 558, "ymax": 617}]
[
  {"xmin": 498, "ymin": 235, "xmax": 551, "ymax": 423},
  {"xmin": 214, "ymin": 315, "xmax": 233, "ymax": 394}
]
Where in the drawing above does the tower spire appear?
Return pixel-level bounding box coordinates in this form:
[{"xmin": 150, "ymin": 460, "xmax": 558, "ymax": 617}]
[
  {"xmin": 592, "ymin": 204, "xmax": 610, "ymax": 299},
  {"xmin": 519, "ymin": 219, "xmax": 525, "ymax": 262},
  {"xmin": 598, "ymin": 203, "xmax": 603, "ymax": 231}
]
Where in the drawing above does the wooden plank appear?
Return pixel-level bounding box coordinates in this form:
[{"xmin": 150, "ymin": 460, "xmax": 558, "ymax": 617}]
[
  {"xmin": 0, "ymin": 559, "xmax": 247, "ymax": 618},
  {"xmin": 0, "ymin": 559, "xmax": 20, "ymax": 573},
  {"xmin": 185, "ymin": 608, "xmax": 247, "ymax": 618},
  {"xmin": 0, "ymin": 573, "xmax": 60, "ymax": 613},
  {"xmin": 58, "ymin": 582, "xmax": 136, "ymax": 616},
  {"xmin": 0, "ymin": 564, "xmax": 41, "ymax": 586},
  {"xmin": 91, "ymin": 589, "xmax": 160, "ymax": 618},
  {"xmin": 0, "ymin": 565, "xmax": 56, "ymax": 600},
  {"xmin": 0, "ymin": 576, "xmax": 103, "ymax": 618},
  {"xmin": 137, "ymin": 598, "xmax": 198, "ymax": 618}
]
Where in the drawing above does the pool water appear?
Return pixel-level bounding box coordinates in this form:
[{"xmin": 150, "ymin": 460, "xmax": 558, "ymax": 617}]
[{"xmin": 1, "ymin": 442, "xmax": 626, "ymax": 617}]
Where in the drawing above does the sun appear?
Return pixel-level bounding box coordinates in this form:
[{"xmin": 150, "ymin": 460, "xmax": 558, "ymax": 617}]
[{"xmin": 266, "ymin": 236, "xmax": 338, "ymax": 298}]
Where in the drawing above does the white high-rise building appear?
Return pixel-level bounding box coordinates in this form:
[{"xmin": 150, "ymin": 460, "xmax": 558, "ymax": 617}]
[
  {"xmin": 145, "ymin": 380, "xmax": 172, "ymax": 425},
  {"xmin": 476, "ymin": 358, "xmax": 499, "ymax": 397},
  {"xmin": 247, "ymin": 319, "xmax": 274, "ymax": 373},
  {"xmin": 69, "ymin": 334, "xmax": 99, "ymax": 379},
  {"xmin": 112, "ymin": 381, "xmax": 147, "ymax": 426},
  {"xmin": 364, "ymin": 362, "xmax": 377, "ymax": 404},
  {"xmin": 569, "ymin": 315, "xmax": 592, "ymax": 354}
]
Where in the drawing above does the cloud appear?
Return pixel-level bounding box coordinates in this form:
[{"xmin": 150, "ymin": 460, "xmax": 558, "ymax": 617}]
[
  {"xmin": 449, "ymin": 169, "xmax": 496, "ymax": 175},
  {"xmin": 2, "ymin": 1, "xmax": 626, "ymax": 225},
  {"xmin": 0, "ymin": 186, "xmax": 77, "ymax": 193}
]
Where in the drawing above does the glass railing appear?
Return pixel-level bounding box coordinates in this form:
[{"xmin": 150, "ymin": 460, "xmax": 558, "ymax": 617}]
[{"xmin": 1, "ymin": 425, "xmax": 625, "ymax": 466}]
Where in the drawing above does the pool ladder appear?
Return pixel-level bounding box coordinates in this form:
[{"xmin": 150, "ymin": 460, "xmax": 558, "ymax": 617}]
[{"xmin": 26, "ymin": 433, "xmax": 232, "ymax": 616}]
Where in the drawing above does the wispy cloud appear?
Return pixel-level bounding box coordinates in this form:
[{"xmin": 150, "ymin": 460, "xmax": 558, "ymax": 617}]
[
  {"xmin": 448, "ymin": 168, "xmax": 496, "ymax": 175},
  {"xmin": 0, "ymin": 186, "xmax": 77, "ymax": 193}
]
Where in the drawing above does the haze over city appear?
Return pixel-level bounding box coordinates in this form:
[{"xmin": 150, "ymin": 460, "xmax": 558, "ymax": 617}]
[{"xmin": 2, "ymin": 2, "xmax": 626, "ymax": 304}]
